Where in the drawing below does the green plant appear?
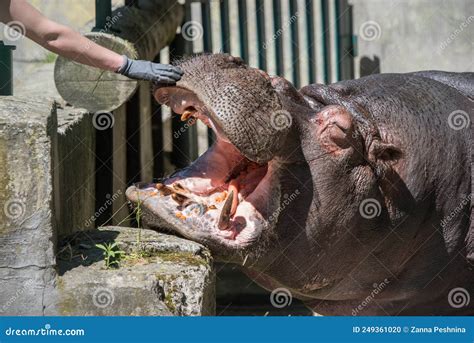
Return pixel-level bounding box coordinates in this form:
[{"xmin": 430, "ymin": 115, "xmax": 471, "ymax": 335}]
[{"xmin": 95, "ymin": 242, "xmax": 125, "ymax": 269}]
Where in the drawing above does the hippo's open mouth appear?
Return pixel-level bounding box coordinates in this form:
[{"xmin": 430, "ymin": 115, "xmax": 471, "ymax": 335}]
[{"xmin": 126, "ymin": 85, "xmax": 279, "ymax": 250}]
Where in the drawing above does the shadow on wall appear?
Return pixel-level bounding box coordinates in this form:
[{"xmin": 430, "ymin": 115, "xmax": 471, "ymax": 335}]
[{"xmin": 360, "ymin": 55, "xmax": 381, "ymax": 77}]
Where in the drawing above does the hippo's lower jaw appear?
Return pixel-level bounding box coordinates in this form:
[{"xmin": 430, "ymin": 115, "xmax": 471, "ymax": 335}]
[{"xmin": 126, "ymin": 88, "xmax": 281, "ymax": 255}]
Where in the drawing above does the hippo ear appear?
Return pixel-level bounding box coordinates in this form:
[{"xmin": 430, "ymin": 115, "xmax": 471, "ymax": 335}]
[{"xmin": 312, "ymin": 105, "xmax": 362, "ymax": 153}]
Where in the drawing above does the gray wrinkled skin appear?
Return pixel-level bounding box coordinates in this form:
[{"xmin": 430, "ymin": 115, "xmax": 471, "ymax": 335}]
[
  {"xmin": 173, "ymin": 54, "xmax": 288, "ymax": 163},
  {"xmin": 127, "ymin": 54, "xmax": 473, "ymax": 315}
]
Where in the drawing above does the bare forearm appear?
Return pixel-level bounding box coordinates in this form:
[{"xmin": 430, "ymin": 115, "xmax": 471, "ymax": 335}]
[
  {"xmin": 36, "ymin": 24, "xmax": 124, "ymax": 71},
  {"xmin": 3, "ymin": 0, "xmax": 123, "ymax": 71},
  {"xmin": 1, "ymin": 0, "xmax": 182, "ymax": 83}
]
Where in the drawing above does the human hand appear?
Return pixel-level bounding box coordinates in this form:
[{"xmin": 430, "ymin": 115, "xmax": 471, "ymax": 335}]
[{"xmin": 117, "ymin": 56, "xmax": 183, "ymax": 84}]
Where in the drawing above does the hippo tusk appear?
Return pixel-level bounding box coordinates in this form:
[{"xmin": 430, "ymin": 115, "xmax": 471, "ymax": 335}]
[
  {"xmin": 181, "ymin": 109, "xmax": 195, "ymax": 122},
  {"xmin": 218, "ymin": 190, "xmax": 234, "ymax": 230}
]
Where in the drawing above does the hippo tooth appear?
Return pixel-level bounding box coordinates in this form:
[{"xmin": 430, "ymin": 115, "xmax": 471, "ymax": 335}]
[
  {"xmin": 156, "ymin": 183, "xmax": 174, "ymax": 196},
  {"xmin": 181, "ymin": 110, "xmax": 194, "ymax": 122},
  {"xmin": 173, "ymin": 183, "xmax": 185, "ymax": 191},
  {"xmin": 171, "ymin": 192, "xmax": 188, "ymax": 205},
  {"xmin": 218, "ymin": 190, "xmax": 234, "ymax": 230}
]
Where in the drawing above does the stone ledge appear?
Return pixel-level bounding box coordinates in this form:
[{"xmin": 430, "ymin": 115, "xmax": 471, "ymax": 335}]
[{"xmin": 56, "ymin": 226, "xmax": 215, "ymax": 316}]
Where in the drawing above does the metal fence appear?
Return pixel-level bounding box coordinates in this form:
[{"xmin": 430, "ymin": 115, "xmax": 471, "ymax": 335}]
[
  {"xmin": 0, "ymin": 0, "xmax": 355, "ymax": 227},
  {"xmin": 159, "ymin": 0, "xmax": 355, "ymax": 165}
]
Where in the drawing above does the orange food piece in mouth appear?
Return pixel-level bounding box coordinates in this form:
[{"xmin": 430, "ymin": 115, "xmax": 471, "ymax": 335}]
[
  {"xmin": 214, "ymin": 191, "xmax": 228, "ymax": 203},
  {"xmin": 175, "ymin": 212, "xmax": 187, "ymax": 221}
]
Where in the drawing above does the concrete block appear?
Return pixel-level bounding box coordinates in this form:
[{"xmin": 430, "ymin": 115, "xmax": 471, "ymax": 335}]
[
  {"xmin": 56, "ymin": 226, "xmax": 215, "ymax": 316},
  {"xmin": 0, "ymin": 96, "xmax": 58, "ymax": 315}
]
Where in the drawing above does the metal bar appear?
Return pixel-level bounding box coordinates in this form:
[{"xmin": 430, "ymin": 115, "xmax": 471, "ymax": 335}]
[
  {"xmin": 305, "ymin": 0, "xmax": 316, "ymax": 84},
  {"xmin": 335, "ymin": 0, "xmax": 355, "ymax": 80},
  {"xmin": 334, "ymin": 0, "xmax": 341, "ymax": 81},
  {"xmin": 289, "ymin": 0, "xmax": 300, "ymax": 87},
  {"xmin": 170, "ymin": 2, "xmax": 198, "ymax": 168},
  {"xmin": 93, "ymin": 0, "xmax": 113, "ymax": 225},
  {"xmin": 320, "ymin": 0, "xmax": 331, "ymax": 84},
  {"xmin": 220, "ymin": 0, "xmax": 231, "ymax": 53},
  {"xmin": 126, "ymin": 90, "xmax": 142, "ymax": 185},
  {"xmin": 94, "ymin": 135, "xmax": 113, "ymax": 226},
  {"xmin": 272, "ymin": 0, "xmax": 284, "ymax": 76},
  {"xmin": 151, "ymin": 54, "xmax": 164, "ymax": 178},
  {"xmin": 201, "ymin": 1, "xmax": 215, "ymax": 146},
  {"xmin": 238, "ymin": 0, "xmax": 249, "ymax": 62},
  {"xmin": 255, "ymin": 0, "xmax": 267, "ymax": 70},
  {"xmin": 201, "ymin": 0, "xmax": 213, "ymax": 53},
  {"xmin": 0, "ymin": 41, "xmax": 15, "ymax": 96},
  {"xmin": 94, "ymin": 0, "xmax": 112, "ymax": 31}
]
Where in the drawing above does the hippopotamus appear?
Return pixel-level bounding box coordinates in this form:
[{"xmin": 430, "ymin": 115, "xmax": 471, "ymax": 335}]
[{"xmin": 126, "ymin": 54, "xmax": 473, "ymax": 315}]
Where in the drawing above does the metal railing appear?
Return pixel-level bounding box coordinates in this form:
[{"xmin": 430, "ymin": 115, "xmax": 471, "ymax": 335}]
[{"xmin": 0, "ymin": 42, "xmax": 15, "ymax": 96}]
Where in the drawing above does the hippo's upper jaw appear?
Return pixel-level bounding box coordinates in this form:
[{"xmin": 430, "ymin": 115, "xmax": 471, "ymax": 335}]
[{"xmin": 126, "ymin": 54, "xmax": 285, "ymax": 260}]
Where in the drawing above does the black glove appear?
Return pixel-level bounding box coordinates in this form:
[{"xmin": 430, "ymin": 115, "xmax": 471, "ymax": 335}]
[{"xmin": 117, "ymin": 55, "xmax": 183, "ymax": 84}]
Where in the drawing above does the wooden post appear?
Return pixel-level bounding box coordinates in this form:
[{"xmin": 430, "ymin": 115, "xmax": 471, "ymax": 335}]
[{"xmin": 54, "ymin": 0, "xmax": 184, "ymax": 112}]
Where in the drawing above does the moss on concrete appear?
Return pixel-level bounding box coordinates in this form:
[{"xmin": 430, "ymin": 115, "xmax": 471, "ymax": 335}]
[
  {"xmin": 154, "ymin": 273, "xmax": 180, "ymax": 314},
  {"xmin": 155, "ymin": 251, "xmax": 209, "ymax": 267}
]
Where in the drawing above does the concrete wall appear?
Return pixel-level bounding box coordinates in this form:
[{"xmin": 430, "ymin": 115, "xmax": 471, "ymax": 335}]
[{"xmin": 350, "ymin": 0, "xmax": 473, "ymax": 77}]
